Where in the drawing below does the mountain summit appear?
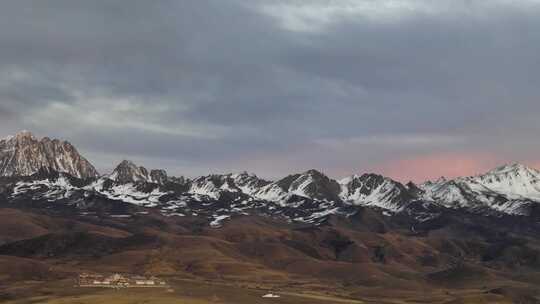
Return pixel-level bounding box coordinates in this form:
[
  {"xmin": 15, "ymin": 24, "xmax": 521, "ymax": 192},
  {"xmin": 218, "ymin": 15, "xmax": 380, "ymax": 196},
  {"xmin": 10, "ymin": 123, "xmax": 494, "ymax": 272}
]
[
  {"xmin": 463, "ymin": 162, "xmax": 540, "ymax": 200},
  {"xmin": 109, "ymin": 160, "xmax": 168, "ymax": 184},
  {"xmin": 0, "ymin": 131, "xmax": 98, "ymax": 179}
]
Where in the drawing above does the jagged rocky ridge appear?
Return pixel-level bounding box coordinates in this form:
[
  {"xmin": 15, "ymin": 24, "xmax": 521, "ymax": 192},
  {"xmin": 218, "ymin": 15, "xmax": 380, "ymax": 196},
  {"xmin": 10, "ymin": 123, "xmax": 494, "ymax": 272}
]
[
  {"xmin": 2, "ymin": 131, "xmax": 540, "ymax": 227},
  {"xmin": 0, "ymin": 131, "xmax": 98, "ymax": 179},
  {"xmin": 109, "ymin": 160, "xmax": 168, "ymax": 184}
]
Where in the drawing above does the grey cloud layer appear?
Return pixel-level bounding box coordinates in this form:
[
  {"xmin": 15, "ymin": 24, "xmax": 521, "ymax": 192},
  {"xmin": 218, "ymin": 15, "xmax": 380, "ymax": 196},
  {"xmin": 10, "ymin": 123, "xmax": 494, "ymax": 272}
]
[{"xmin": 1, "ymin": 0, "xmax": 539, "ymax": 179}]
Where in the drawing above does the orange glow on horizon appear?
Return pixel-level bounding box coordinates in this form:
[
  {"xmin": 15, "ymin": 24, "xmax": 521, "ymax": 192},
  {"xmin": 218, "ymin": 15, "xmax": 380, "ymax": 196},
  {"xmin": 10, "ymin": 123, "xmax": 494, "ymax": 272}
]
[{"xmin": 371, "ymin": 153, "xmax": 504, "ymax": 183}]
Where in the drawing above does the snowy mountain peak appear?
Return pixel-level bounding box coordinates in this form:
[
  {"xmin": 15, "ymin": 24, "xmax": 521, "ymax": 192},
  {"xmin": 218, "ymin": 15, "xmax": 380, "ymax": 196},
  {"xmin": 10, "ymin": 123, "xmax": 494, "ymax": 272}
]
[
  {"xmin": 460, "ymin": 163, "xmax": 540, "ymax": 201},
  {"xmin": 484, "ymin": 163, "xmax": 540, "ymax": 177},
  {"xmin": 286, "ymin": 170, "xmax": 341, "ymax": 201},
  {"xmin": 339, "ymin": 173, "xmax": 412, "ymax": 211},
  {"xmin": 418, "ymin": 163, "xmax": 540, "ymax": 214},
  {"xmin": 0, "ymin": 131, "xmax": 98, "ymax": 179},
  {"xmin": 249, "ymin": 170, "xmax": 340, "ymax": 204},
  {"xmin": 466, "ymin": 163, "xmax": 540, "ymax": 187}
]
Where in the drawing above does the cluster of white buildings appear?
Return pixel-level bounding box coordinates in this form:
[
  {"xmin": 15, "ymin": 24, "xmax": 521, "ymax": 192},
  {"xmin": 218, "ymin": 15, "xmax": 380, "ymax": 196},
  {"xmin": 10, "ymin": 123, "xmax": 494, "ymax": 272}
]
[{"xmin": 78, "ymin": 273, "xmax": 167, "ymax": 288}]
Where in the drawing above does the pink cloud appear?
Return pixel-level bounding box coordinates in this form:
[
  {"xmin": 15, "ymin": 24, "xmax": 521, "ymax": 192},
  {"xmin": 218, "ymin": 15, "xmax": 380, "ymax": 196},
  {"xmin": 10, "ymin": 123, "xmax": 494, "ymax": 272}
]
[{"xmin": 371, "ymin": 152, "xmax": 503, "ymax": 183}]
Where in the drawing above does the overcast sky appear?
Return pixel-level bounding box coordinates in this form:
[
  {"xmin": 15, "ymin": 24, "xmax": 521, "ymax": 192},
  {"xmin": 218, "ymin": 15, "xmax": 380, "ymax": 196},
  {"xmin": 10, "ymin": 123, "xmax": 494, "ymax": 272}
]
[{"xmin": 1, "ymin": 0, "xmax": 540, "ymax": 182}]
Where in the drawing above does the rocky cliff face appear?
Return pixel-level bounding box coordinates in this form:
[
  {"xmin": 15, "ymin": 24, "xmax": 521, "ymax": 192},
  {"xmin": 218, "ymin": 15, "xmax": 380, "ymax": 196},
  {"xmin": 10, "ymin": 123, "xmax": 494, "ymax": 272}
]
[
  {"xmin": 0, "ymin": 131, "xmax": 98, "ymax": 179},
  {"xmin": 108, "ymin": 160, "xmax": 168, "ymax": 184},
  {"xmin": 150, "ymin": 169, "xmax": 168, "ymax": 185}
]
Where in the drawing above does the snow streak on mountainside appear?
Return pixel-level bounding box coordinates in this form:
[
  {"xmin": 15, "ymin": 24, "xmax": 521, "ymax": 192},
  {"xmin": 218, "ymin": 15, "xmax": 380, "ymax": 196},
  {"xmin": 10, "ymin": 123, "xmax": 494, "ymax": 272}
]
[{"xmin": 0, "ymin": 131, "xmax": 98, "ymax": 179}]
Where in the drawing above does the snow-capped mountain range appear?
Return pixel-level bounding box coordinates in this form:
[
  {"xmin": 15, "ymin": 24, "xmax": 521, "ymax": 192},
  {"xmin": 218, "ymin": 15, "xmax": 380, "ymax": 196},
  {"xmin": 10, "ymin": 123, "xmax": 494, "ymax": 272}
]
[{"xmin": 2, "ymin": 131, "xmax": 540, "ymax": 227}]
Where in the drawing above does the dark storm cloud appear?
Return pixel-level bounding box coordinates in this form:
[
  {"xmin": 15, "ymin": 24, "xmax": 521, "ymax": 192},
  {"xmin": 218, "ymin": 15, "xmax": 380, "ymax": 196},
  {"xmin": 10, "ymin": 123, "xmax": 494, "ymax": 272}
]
[{"xmin": 1, "ymin": 0, "xmax": 540, "ymax": 180}]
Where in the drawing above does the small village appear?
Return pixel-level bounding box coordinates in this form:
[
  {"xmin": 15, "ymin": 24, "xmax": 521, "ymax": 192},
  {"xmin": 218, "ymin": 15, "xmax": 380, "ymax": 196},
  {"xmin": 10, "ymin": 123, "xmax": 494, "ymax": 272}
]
[{"xmin": 78, "ymin": 273, "xmax": 168, "ymax": 288}]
